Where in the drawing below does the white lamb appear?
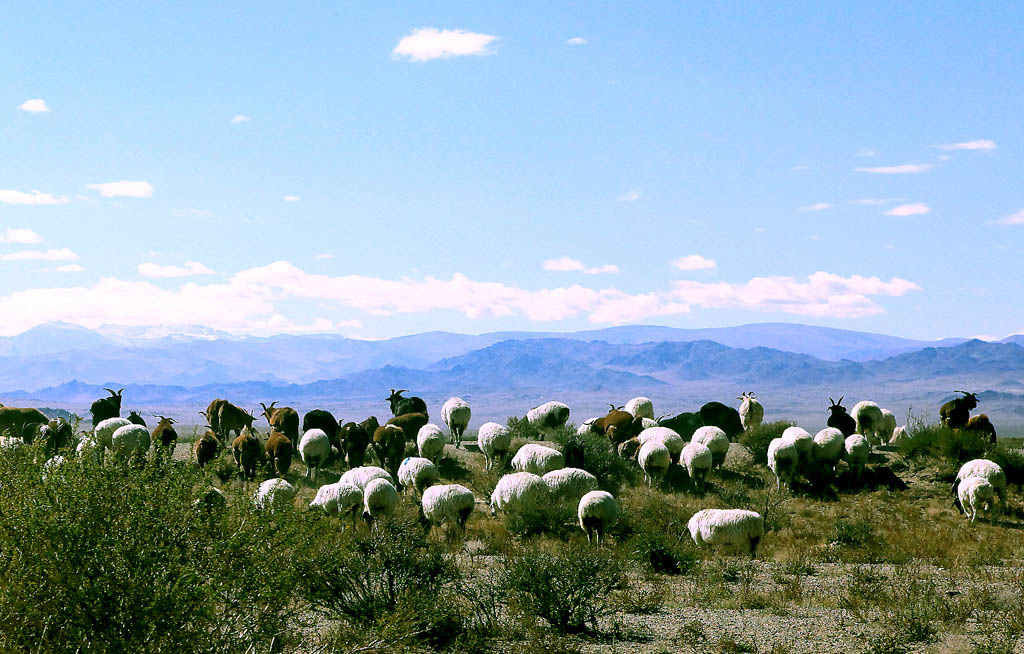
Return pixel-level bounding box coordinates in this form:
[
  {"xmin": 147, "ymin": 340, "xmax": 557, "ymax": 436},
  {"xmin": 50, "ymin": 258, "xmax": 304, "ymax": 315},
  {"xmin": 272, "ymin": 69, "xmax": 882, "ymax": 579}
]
[
  {"xmin": 362, "ymin": 477, "xmax": 398, "ymax": 525},
  {"xmin": 299, "ymin": 428, "xmax": 332, "ymax": 484},
  {"xmin": 954, "ymin": 459, "xmax": 1007, "ymax": 515},
  {"xmin": 489, "ymin": 472, "xmax": 549, "ymax": 516},
  {"xmin": 340, "ymin": 465, "xmax": 395, "ymax": 491},
  {"xmin": 691, "ymin": 425, "xmax": 730, "ymax": 468},
  {"xmin": 781, "ymin": 426, "xmax": 814, "ymax": 474},
  {"xmin": 254, "ymin": 478, "xmax": 296, "ymax": 511},
  {"xmin": 526, "ymin": 401, "xmax": 570, "ymax": 437},
  {"xmin": 94, "ymin": 417, "xmax": 132, "ymax": 449},
  {"xmin": 638, "ymin": 440, "xmax": 671, "ymax": 487},
  {"xmin": 542, "ymin": 467, "xmax": 599, "ymax": 504},
  {"xmin": 889, "ymin": 425, "xmax": 911, "ymax": 447},
  {"xmin": 416, "ymin": 423, "xmax": 446, "ymax": 462},
  {"xmin": 397, "ymin": 456, "xmax": 439, "ymax": 497},
  {"xmin": 441, "ymin": 397, "xmax": 471, "ymax": 448},
  {"xmin": 680, "ymin": 441, "xmax": 713, "ymax": 491},
  {"xmin": 638, "ymin": 426, "xmax": 685, "ymax": 460},
  {"xmin": 844, "ymin": 434, "xmax": 870, "ymax": 482},
  {"xmin": 477, "ymin": 422, "xmax": 512, "ymax": 470},
  {"xmin": 812, "ymin": 427, "xmax": 845, "ymax": 477},
  {"xmin": 110, "ymin": 424, "xmax": 150, "ymax": 461},
  {"xmin": 578, "ymin": 490, "xmax": 619, "ymax": 544},
  {"xmin": 688, "ymin": 508, "xmax": 765, "ymax": 558},
  {"xmin": 851, "ymin": 401, "xmax": 885, "ymax": 446},
  {"xmin": 511, "ymin": 443, "xmax": 565, "ymax": 475},
  {"xmin": 624, "ymin": 397, "xmax": 654, "ymax": 420},
  {"xmin": 879, "ymin": 409, "xmax": 897, "ymax": 443},
  {"xmin": 737, "ymin": 392, "xmax": 764, "ymax": 431},
  {"xmin": 768, "ymin": 437, "xmax": 798, "ymax": 490},
  {"xmin": 957, "ymin": 477, "xmax": 995, "ymax": 523},
  {"xmin": 421, "ymin": 483, "xmax": 476, "ymax": 533},
  {"xmin": 310, "ymin": 481, "xmax": 363, "ymax": 529}
]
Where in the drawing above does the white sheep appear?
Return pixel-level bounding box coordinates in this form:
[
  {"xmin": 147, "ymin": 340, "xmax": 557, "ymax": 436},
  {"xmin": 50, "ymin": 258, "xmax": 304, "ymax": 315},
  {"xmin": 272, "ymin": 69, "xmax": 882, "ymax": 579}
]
[
  {"xmin": 879, "ymin": 409, "xmax": 897, "ymax": 443},
  {"xmin": 310, "ymin": 481, "xmax": 363, "ymax": 529},
  {"xmin": 416, "ymin": 423, "xmax": 446, "ymax": 462},
  {"xmin": 110, "ymin": 424, "xmax": 150, "ymax": 461},
  {"xmin": 542, "ymin": 467, "xmax": 599, "ymax": 504},
  {"xmin": 687, "ymin": 508, "xmax": 765, "ymax": 558},
  {"xmin": 852, "ymin": 401, "xmax": 885, "ymax": 446},
  {"xmin": 578, "ymin": 490, "xmax": 619, "ymax": 544},
  {"xmin": 477, "ymin": 422, "xmax": 512, "ymax": 470},
  {"xmin": 888, "ymin": 425, "xmax": 911, "ymax": 447},
  {"xmin": 638, "ymin": 440, "xmax": 671, "ymax": 487},
  {"xmin": 576, "ymin": 418, "xmax": 600, "ymax": 435},
  {"xmin": 362, "ymin": 477, "xmax": 398, "ymax": 525},
  {"xmin": 638, "ymin": 426, "xmax": 685, "ymax": 460},
  {"xmin": 624, "ymin": 397, "xmax": 654, "ymax": 420},
  {"xmin": 640, "ymin": 417, "xmax": 658, "ymax": 429},
  {"xmin": 781, "ymin": 426, "xmax": 814, "ymax": 474},
  {"xmin": 421, "ymin": 483, "xmax": 475, "ymax": 534},
  {"xmin": 526, "ymin": 401, "xmax": 570, "ymax": 437},
  {"xmin": 340, "ymin": 465, "xmax": 395, "ymax": 491},
  {"xmin": 691, "ymin": 425, "xmax": 730, "ymax": 468},
  {"xmin": 844, "ymin": 434, "xmax": 870, "ymax": 482},
  {"xmin": 76, "ymin": 436, "xmax": 103, "ymax": 464},
  {"xmin": 680, "ymin": 441, "xmax": 713, "ymax": 491},
  {"xmin": 768, "ymin": 437, "xmax": 798, "ymax": 490},
  {"xmin": 299, "ymin": 428, "xmax": 332, "ymax": 484},
  {"xmin": 441, "ymin": 397, "xmax": 471, "ymax": 448},
  {"xmin": 812, "ymin": 427, "xmax": 845, "ymax": 477},
  {"xmin": 254, "ymin": 478, "xmax": 296, "ymax": 511},
  {"xmin": 737, "ymin": 392, "xmax": 764, "ymax": 431},
  {"xmin": 511, "ymin": 443, "xmax": 565, "ymax": 475},
  {"xmin": 397, "ymin": 456, "xmax": 439, "ymax": 497},
  {"xmin": 489, "ymin": 472, "xmax": 549, "ymax": 516},
  {"xmin": 954, "ymin": 459, "xmax": 1007, "ymax": 516},
  {"xmin": 94, "ymin": 417, "xmax": 132, "ymax": 449},
  {"xmin": 957, "ymin": 477, "xmax": 995, "ymax": 523}
]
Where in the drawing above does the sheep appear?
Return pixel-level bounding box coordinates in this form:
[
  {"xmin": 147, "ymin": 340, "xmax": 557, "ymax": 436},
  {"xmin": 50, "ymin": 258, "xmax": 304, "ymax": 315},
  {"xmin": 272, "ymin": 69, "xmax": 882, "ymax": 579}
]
[
  {"xmin": 889, "ymin": 425, "xmax": 911, "ymax": 447},
  {"xmin": 194, "ymin": 430, "xmax": 220, "ymax": 468},
  {"xmin": 416, "ymin": 423, "xmax": 446, "ymax": 462},
  {"xmin": 151, "ymin": 415, "xmax": 177, "ymax": 450},
  {"xmin": 637, "ymin": 426, "xmax": 685, "ymax": 460},
  {"xmin": 372, "ymin": 423, "xmax": 408, "ymax": 479},
  {"xmin": 489, "ymin": 472, "xmax": 549, "ymax": 516},
  {"xmin": 420, "ymin": 484, "xmax": 475, "ymax": 535},
  {"xmin": 110, "ymin": 424, "xmax": 150, "ymax": 461},
  {"xmin": 232, "ymin": 427, "xmax": 263, "ymax": 480},
  {"xmin": 511, "ymin": 443, "xmax": 565, "ymax": 475},
  {"xmin": 826, "ymin": 397, "xmax": 856, "ymax": 436},
  {"xmin": 387, "ymin": 389, "xmax": 429, "ymax": 419},
  {"xmin": 953, "ymin": 459, "xmax": 1007, "ymax": 517},
  {"xmin": 691, "ymin": 425, "xmax": 730, "ymax": 468},
  {"xmin": 640, "ymin": 417, "xmax": 658, "ymax": 429},
  {"xmin": 879, "ymin": 409, "xmax": 897, "ymax": 443},
  {"xmin": 265, "ymin": 429, "xmax": 293, "ymax": 477},
  {"xmin": 656, "ymin": 411, "xmax": 703, "ymax": 440},
  {"xmin": 542, "ymin": 467, "xmax": 598, "ymax": 504},
  {"xmin": 397, "ymin": 456, "xmax": 439, "ymax": 497},
  {"xmin": 362, "ymin": 477, "xmax": 398, "ymax": 526},
  {"xmin": 89, "ymin": 388, "xmax": 123, "ymax": 427},
  {"xmin": 617, "ymin": 437, "xmax": 640, "ymax": 460},
  {"xmin": 852, "ymin": 401, "xmax": 885, "ymax": 445},
  {"xmin": 299, "ymin": 428, "xmax": 332, "ymax": 484},
  {"xmin": 340, "ymin": 465, "xmax": 395, "ymax": 491},
  {"xmin": 338, "ymin": 419, "xmax": 372, "ymax": 467},
  {"xmin": 965, "ymin": 414, "xmax": 998, "ymax": 444},
  {"xmin": 957, "ymin": 477, "xmax": 995, "ymax": 523},
  {"xmin": 310, "ymin": 481, "xmax": 363, "ymax": 529},
  {"xmin": 215, "ymin": 401, "xmax": 257, "ymax": 444},
  {"xmin": 441, "ymin": 396, "xmax": 471, "ymax": 448},
  {"xmin": 680, "ymin": 441, "xmax": 713, "ymax": 491},
  {"xmin": 638, "ymin": 440, "xmax": 671, "ymax": 487},
  {"xmin": 768, "ymin": 437, "xmax": 798, "ymax": 490},
  {"xmin": 737, "ymin": 392, "xmax": 764, "ymax": 431},
  {"xmin": 302, "ymin": 409, "xmax": 342, "ymax": 459},
  {"xmin": 526, "ymin": 401, "xmax": 570, "ymax": 437},
  {"xmin": 688, "ymin": 508, "xmax": 765, "ymax": 558},
  {"xmin": 844, "ymin": 434, "xmax": 870, "ymax": 482},
  {"xmin": 699, "ymin": 401, "xmax": 744, "ymax": 440},
  {"xmin": 941, "ymin": 390, "xmax": 979, "ymax": 429},
  {"xmin": 812, "ymin": 427, "xmax": 845, "ymax": 477},
  {"xmin": 577, "ymin": 417, "xmax": 600, "ymax": 435},
  {"xmin": 624, "ymin": 397, "xmax": 654, "ymax": 420},
  {"xmin": 578, "ymin": 490, "xmax": 619, "ymax": 544},
  {"xmin": 126, "ymin": 410, "xmax": 147, "ymax": 427},
  {"xmin": 260, "ymin": 402, "xmax": 299, "ymax": 441},
  {"xmin": 254, "ymin": 478, "xmax": 296, "ymax": 511},
  {"xmin": 0, "ymin": 406, "xmax": 49, "ymax": 441},
  {"xmin": 594, "ymin": 406, "xmax": 645, "ymax": 444},
  {"xmin": 94, "ymin": 417, "xmax": 132, "ymax": 450},
  {"xmin": 477, "ymin": 421, "xmax": 512, "ymax": 470},
  {"xmin": 781, "ymin": 426, "xmax": 814, "ymax": 474}
]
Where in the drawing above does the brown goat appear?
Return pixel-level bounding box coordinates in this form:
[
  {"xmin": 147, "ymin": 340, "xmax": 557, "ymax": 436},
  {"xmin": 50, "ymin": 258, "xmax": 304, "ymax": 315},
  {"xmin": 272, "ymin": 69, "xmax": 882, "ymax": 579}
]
[
  {"xmin": 202, "ymin": 399, "xmax": 227, "ymax": 434},
  {"xmin": 232, "ymin": 426, "xmax": 264, "ymax": 480},
  {"xmin": 89, "ymin": 388, "xmax": 123, "ymax": 427},
  {"xmin": 339, "ymin": 419, "xmax": 374, "ymax": 468},
  {"xmin": 593, "ymin": 408, "xmax": 644, "ymax": 445},
  {"xmin": 260, "ymin": 402, "xmax": 299, "ymax": 441},
  {"xmin": 965, "ymin": 414, "xmax": 998, "ymax": 444},
  {"xmin": 387, "ymin": 412, "xmax": 429, "ymax": 443},
  {"xmin": 194, "ymin": 430, "xmax": 220, "ymax": 467},
  {"xmin": 0, "ymin": 406, "xmax": 49, "ymax": 441},
  {"xmin": 152, "ymin": 415, "xmax": 178, "ymax": 448},
  {"xmin": 940, "ymin": 390, "xmax": 979, "ymax": 429},
  {"xmin": 372, "ymin": 423, "xmax": 407, "ymax": 479},
  {"xmin": 265, "ymin": 429, "xmax": 293, "ymax": 476},
  {"xmin": 216, "ymin": 401, "xmax": 257, "ymax": 444}
]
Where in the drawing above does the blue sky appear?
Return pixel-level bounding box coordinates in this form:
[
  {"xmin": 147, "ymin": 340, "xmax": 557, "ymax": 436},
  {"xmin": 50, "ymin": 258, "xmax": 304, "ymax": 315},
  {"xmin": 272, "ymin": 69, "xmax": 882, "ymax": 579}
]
[{"xmin": 1, "ymin": 2, "xmax": 1021, "ymax": 340}]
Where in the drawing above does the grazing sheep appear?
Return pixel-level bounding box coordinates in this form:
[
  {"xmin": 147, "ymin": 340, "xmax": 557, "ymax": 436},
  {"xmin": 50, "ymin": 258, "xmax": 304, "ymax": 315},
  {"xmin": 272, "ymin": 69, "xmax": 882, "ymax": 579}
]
[
  {"xmin": 94, "ymin": 417, "xmax": 132, "ymax": 449},
  {"xmin": 260, "ymin": 402, "xmax": 299, "ymax": 441},
  {"xmin": 89, "ymin": 388, "xmax": 123, "ymax": 427},
  {"xmin": 511, "ymin": 443, "xmax": 566, "ymax": 475},
  {"xmin": 489, "ymin": 472, "xmax": 549, "ymax": 516},
  {"xmin": 737, "ymin": 392, "xmax": 764, "ymax": 431},
  {"xmin": 194, "ymin": 430, "xmax": 220, "ymax": 468},
  {"xmin": 680, "ymin": 441, "xmax": 713, "ymax": 491},
  {"xmin": 299, "ymin": 428, "xmax": 332, "ymax": 484},
  {"xmin": 941, "ymin": 391, "xmax": 979, "ymax": 429},
  {"xmin": 577, "ymin": 417, "xmax": 600, "ymax": 435},
  {"xmin": 420, "ymin": 484, "xmax": 475, "ymax": 534},
  {"xmin": 416, "ymin": 423, "xmax": 446, "ymax": 462},
  {"xmin": 232, "ymin": 427, "xmax": 263, "ymax": 481},
  {"xmin": 265, "ymin": 430, "xmax": 293, "ymax": 477},
  {"xmin": 768, "ymin": 437, "xmax": 799, "ymax": 490},
  {"xmin": 542, "ymin": 467, "xmax": 598, "ymax": 504},
  {"xmin": 302, "ymin": 409, "xmax": 342, "ymax": 458},
  {"xmin": 387, "ymin": 389, "xmax": 429, "ymax": 419},
  {"xmin": 781, "ymin": 426, "xmax": 814, "ymax": 474},
  {"xmin": 699, "ymin": 401, "xmax": 744, "ymax": 440},
  {"xmin": 879, "ymin": 409, "xmax": 897, "ymax": 443},
  {"xmin": 844, "ymin": 434, "xmax": 870, "ymax": 482},
  {"xmin": 889, "ymin": 425, "xmax": 911, "ymax": 447},
  {"xmin": 965, "ymin": 414, "xmax": 998, "ymax": 444},
  {"xmin": 852, "ymin": 401, "xmax": 885, "ymax": 445},
  {"xmin": 372, "ymin": 423, "xmax": 408, "ymax": 479},
  {"xmin": 110, "ymin": 424, "xmax": 150, "ymax": 461},
  {"xmin": 526, "ymin": 401, "xmax": 571, "ymax": 437},
  {"xmin": 638, "ymin": 440, "xmax": 671, "ymax": 487},
  {"xmin": 688, "ymin": 508, "xmax": 764, "ymax": 558},
  {"xmin": 624, "ymin": 396, "xmax": 654, "ymax": 420},
  {"xmin": 254, "ymin": 478, "xmax": 296, "ymax": 511},
  {"xmin": 953, "ymin": 459, "xmax": 1007, "ymax": 515},
  {"xmin": 151, "ymin": 415, "xmax": 178, "ymax": 450},
  {"xmin": 441, "ymin": 397, "xmax": 471, "ymax": 448},
  {"xmin": 826, "ymin": 397, "xmax": 856, "ymax": 437},
  {"xmin": 812, "ymin": 427, "xmax": 845, "ymax": 477},
  {"xmin": 477, "ymin": 421, "xmax": 512, "ymax": 470},
  {"xmin": 578, "ymin": 490, "xmax": 619, "ymax": 544},
  {"xmin": 691, "ymin": 425, "xmax": 730, "ymax": 468},
  {"xmin": 339, "ymin": 465, "xmax": 395, "ymax": 491},
  {"xmin": 957, "ymin": 477, "xmax": 995, "ymax": 523},
  {"xmin": 397, "ymin": 456, "xmax": 439, "ymax": 497},
  {"xmin": 362, "ymin": 477, "xmax": 398, "ymax": 525},
  {"xmin": 637, "ymin": 426, "xmax": 685, "ymax": 459},
  {"xmin": 310, "ymin": 481, "xmax": 363, "ymax": 529}
]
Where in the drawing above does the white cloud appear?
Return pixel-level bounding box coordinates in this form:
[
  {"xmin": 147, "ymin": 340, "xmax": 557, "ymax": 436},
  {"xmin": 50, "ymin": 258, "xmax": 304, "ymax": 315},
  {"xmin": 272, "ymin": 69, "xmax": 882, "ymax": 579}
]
[
  {"xmin": 800, "ymin": 202, "xmax": 834, "ymax": 212},
  {"xmin": 137, "ymin": 261, "xmax": 215, "ymax": 278},
  {"xmin": 567, "ymin": 37, "xmax": 587, "ymax": 45},
  {"xmin": 617, "ymin": 190, "xmax": 641, "ymax": 202},
  {"xmin": 852, "ymin": 198, "xmax": 902, "ymax": 206},
  {"xmin": 18, "ymin": 99, "xmax": 49, "ymax": 113},
  {"xmin": 0, "ymin": 248, "xmax": 77, "ymax": 262},
  {"xmin": 230, "ymin": 114, "xmax": 250, "ymax": 124},
  {"xmin": 671, "ymin": 255, "xmax": 717, "ymax": 272},
  {"xmin": 0, "ymin": 228, "xmax": 42, "ymax": 244},
  {"xmin": 855, "ymin": 163, "xmax": 935, "ymax": 174},
  {"xmin": 392, "ymin": 28, "xmax": 497, "ymax": 62},
  {"xmin": 171, "ymin": 208, "xmax": 214, "ymax": 217},
  {"xmin": 54, "ymin": 264, "xmax": 85, "ymax": 273},
  {"xmin": 86, "ymin": 181, "xmax": 154, "ymax": 198},
  {"xmin": 0, "ymin": 189, "xmax": 69, "ymax": 205},
  {"xmin": 282, "ymin": 195, "xmax": 300, "ymax": 202},
  {"xmin": 938, "ymin": 139, "xmax": 996, "ymax": 152},
  {"xmin": 988, "ymin": 208, "xmax": 1024, "ymax": 226},
  {"xmin": 585, "ymin": 264, "xmax": 619, "ymax": 275},
  {"xmin": 885, "ymin": 202, "xmax": 931, "ymax": 217},
  {"xmin": 543, "ymin": 257, "xmax": 584, "ymax": 272}
]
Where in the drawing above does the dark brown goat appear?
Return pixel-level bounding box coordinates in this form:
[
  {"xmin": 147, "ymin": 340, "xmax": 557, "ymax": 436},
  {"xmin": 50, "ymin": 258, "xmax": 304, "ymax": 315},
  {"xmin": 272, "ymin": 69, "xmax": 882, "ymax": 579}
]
[
  {"xmin": 194, "ymin": 430, "xmax": 220, "ymax": 467},
  {"xmin": 89, "ymin": 388, "xmax": 123, "ymax": 427},
  {"xmin": 152, "ymin": 415, "xmax": 178, "ymax": 448},
  {"xmin": 965, "ymin": 414, "xmax": 997, "ymax": 444},
  {"xmin": 216, "ymin": 401, "xmax": 257, "ymax": 444},
  {"xmin": 940, "ymin": 391, "xmax": 979, "ymax": 429},
  {"xmin": 265, "ymin": 429, "xmax": 293, "ymax": 476},
  {"xmin": 0, "ymin": 406, "xmax": 49, "ymax": 441},
  {"xmin": 232, "ymin": 426, "xmax": 264, "ymax": 480},
  {"xmin": 261, "ymin": 402, "xmax": 299, "ymax": 441}
]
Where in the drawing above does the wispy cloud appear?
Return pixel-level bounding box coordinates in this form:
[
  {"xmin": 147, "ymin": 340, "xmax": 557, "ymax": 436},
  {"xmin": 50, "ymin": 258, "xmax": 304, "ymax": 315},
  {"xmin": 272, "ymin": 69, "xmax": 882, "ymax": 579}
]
[
  {"xmin": 282, "ymin": 195, "xmax": 300, "ymax": 202},
  {"xmin": 86, "ymin": 181, "xmax": 154, "ymax": 198},
  {"xmin": 543, "ymin": 257, "xmax": 618, "ymax": 274},
  {"xmin": 18, "ymin": 98, "xmax": 49, "ymax": 113},
  {"xmin": 617, "ymin": 190, "xmax": 641, "ymax": 202},
  {"xmin": 856, "ymin": 163, "xmax": 935, "ymax": 174},
  {"xmin": 392, "ymin": 28, "xmax": 497, "ymax": 62},
  {"xmin": 0, "ymin": 248, "xmax": 77, "ymax": 262},
  {"xmin": 885, "ymin": 202, "xmax": 931, "ymax": 217},
  {"xmin": 0, "ymin": 228, "xmax": 43, "ymax": 244},
  {"xmin": 988, "ymin": 208, "xmax": 1024, "ymax": 226},
  {"xmin": 567, "ymin": 37, "xmax": 587, "ymax": 45},
  {"xmin": 0, "ymin": 189, "xmax": 69, "ymax": 205},
  {"xmin": 138, "ymin": 261, "xmax": 215, "ymax": 278},
  {"xmin": 671, "ymin": 255, "xmax": 717, "ymax": 272},
  {"xmin": 800, "ymin": 202, "xmax": 834, "ymax": 212},
  {"xmin": 230, "ymin": 114, "xmax": 250, "ymax": 124},
  {"xmin": 938, "ymin": 139, "xmax": 996, "ymax": 152},
  {"xmin": 852, "ymin": 197, "xmax": 902, "ymax": 206}
]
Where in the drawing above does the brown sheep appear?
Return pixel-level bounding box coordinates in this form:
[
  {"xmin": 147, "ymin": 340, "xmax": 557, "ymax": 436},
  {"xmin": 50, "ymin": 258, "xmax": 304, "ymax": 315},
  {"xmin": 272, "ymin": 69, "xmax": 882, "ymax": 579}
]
[
  {"xmin": 965, "ymin": 414, "xmax": 998, "ymax": 444},
  {"xmin": 0, "ymin": 406, "xmax": 49, "ymax": 441},
  {"xmin": 152, "ymin": 415, "xmax": 178, "ymax": 449},
  {"xmin": 265, "ymin": 429, "xmax": 293, "ymax": 477},
  {"xmin": 260, "ymin": 402, "xmax": 299, "ymax": 441},
  {"xmin": 194, "ymin": 430, "xmax": 220, "ymax": 468},
  {"xmin": 232, "ymin": 426, "xmax": 264, "ymax": 480},
  {"xmin": 372, "ymin": 423, "xmax": 407, "ymax": 479}
]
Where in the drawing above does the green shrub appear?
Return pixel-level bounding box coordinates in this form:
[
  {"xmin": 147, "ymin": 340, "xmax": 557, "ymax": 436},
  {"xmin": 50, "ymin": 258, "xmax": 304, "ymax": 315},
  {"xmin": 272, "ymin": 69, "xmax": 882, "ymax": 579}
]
[
  {"xmin": 628, "ymin": 530, "xmax": 698, "ymax": 575},
  {"xmin": 832, "ymin": 517, "xmax": 881, "ymax": 548},
  {"xmin": 738, "ymin": 420, "xmax": 794, "ymax": 465},
  {"xmin": 903, "ymin": 421, "xmax": 989, "ymax": 462},
  {"xmin": 989, "ymin": 447, "xmax": 1024, "ymax": 489}
]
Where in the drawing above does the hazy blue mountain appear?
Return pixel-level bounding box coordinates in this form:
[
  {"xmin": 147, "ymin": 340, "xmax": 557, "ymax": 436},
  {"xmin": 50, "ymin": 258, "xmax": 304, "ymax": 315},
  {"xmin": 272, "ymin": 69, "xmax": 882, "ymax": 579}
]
[{"xmin": 0, "ymin": 322, "xmax": 112, "ymax": 357}]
